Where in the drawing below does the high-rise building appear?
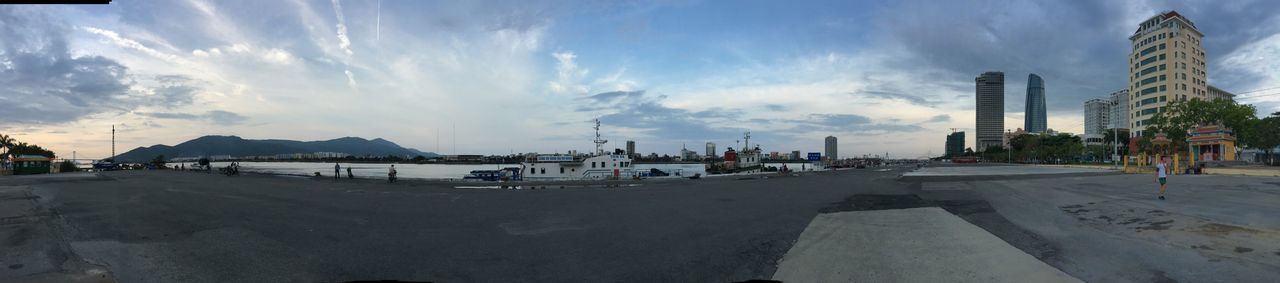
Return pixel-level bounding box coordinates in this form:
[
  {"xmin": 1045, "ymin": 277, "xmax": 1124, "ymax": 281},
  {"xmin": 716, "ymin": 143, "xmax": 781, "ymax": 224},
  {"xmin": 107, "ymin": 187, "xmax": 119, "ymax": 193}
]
[
  {"xmin": 626, "ymin": 140, "xmax": 636, "ymax": 158},
  {"xmin": 946, "ymin": 131, "xmax": 965, "ymax": 158},
  {"xmin": 705, "ymin": 142, "xmax": 716, "ymax": 158},
  {"xmin": 1109, "ymin": 89, "xmax": 1130, "ymax": 130},
  {"xmin": 1083, "ymin": 97, "xmax": 1110, "ymax": 145},
  {"xmin": 824, "ymin": 136, "xmax": 838, "ymax": 161},
  {"xmin": 791, "ymin": 150, "xmax": 801, "ymax": 160},
  {"xmin": 1128, "ymin": 11, "xmax": 1205, "ymax": 137},
  {"xmin": 976, "ymin": 71, "xmax": 1005, "ymax": 150},
  {"xmin": 1207, "ymin": 85, "xmax": 1235, "ymax": 102},
  {"xmin": 1084, "ymin": 97, "xmax": 1110, "ymax": 136},
  {"xmin": 1024, "ymin": 74, "xmax": 1047, "ymax": 133}
]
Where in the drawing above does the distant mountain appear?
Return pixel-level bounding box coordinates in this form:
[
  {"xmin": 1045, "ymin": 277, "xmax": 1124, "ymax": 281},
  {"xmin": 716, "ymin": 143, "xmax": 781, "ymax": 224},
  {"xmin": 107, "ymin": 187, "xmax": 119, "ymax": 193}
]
[{"xmin": 114, "ymin": 135, "xmax": 438, "ymax": 162}]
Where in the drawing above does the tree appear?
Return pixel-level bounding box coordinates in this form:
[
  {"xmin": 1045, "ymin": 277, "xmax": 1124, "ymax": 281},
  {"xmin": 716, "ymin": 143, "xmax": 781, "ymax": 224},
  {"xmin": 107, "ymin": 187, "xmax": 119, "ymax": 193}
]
[
  {"xmin": 1101, "ymin": 128, "xmax": 1131, "ymax": 154},
  {"xmin": 59, "ymin": 160, "xmax": 78, "ymax": 172},
  {"xmin": 152, "ymin": 155, "xmax": 167, "ymax": 168},
  {"xmin": 1147, "ymin": 98, "xmax": 1257, "ymax": 153},
  {"xmin": 1244, "ymin": 112, "xmax": 1280, "ymax": 165},
  {"xmin": 8, "ymin": 141, "xmax": 55, "ymax": 158},
  {"xmin": 0, "ymin": 133, "xmax": 13, "ymax": 159}
]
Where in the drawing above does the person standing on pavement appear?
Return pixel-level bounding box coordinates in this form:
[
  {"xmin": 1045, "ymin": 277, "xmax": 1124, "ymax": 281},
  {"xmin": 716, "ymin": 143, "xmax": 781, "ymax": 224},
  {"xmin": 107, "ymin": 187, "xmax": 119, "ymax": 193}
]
[
  {"xmin": 1155, "ymin": 156, "xmax": 1169, "ymax": 200},
  {"xmin": 334, "ymin": 163, "xmax": 340, "ymax": 180},
  {"xmin": 388, "ymin": 164, "xmax": 397, "ymax": 183},
  {"xmin": 347, "ymin": 167, "xmax": 353, "ymax": 179}
]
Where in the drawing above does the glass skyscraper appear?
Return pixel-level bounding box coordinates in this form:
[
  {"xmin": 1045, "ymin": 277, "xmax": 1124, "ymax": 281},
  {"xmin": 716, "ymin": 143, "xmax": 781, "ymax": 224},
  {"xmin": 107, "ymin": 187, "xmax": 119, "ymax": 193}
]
[{"xmin": 1024, "ymin": 73, "xmax": 1047, "ymax": 133}]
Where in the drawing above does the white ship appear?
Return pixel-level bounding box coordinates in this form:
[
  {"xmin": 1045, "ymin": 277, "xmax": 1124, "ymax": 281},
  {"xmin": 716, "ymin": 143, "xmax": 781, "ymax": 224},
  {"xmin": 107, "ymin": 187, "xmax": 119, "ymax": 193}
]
[{"xmin": 521, "ymin": 120, "xmax": 634, "ymax": 180}]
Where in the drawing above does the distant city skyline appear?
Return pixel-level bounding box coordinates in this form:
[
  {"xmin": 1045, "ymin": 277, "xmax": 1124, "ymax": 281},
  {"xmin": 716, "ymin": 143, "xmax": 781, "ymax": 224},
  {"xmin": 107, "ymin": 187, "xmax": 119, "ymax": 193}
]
[{"xmin": 2, "ymin": 1, "xmax": 1279, "ymax": 159}]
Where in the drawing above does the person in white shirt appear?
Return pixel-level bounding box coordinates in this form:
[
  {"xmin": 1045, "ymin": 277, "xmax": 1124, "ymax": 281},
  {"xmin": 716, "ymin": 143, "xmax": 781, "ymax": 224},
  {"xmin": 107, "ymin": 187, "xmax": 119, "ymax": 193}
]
[
  {"xmin": 1154, "ymin": 156, "xmax": 1169, "ymax": 200},
  {"xmin": 388, "ymin": 164, "xmax": 397, "ymax": 183}
]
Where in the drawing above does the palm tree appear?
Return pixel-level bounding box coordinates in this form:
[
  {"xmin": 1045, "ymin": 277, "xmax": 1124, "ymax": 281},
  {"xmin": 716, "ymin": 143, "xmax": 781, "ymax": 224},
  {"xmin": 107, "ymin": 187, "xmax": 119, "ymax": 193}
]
[{"xmin": 0, "ymin": 134, "xmax": 13, "ymax": 160}]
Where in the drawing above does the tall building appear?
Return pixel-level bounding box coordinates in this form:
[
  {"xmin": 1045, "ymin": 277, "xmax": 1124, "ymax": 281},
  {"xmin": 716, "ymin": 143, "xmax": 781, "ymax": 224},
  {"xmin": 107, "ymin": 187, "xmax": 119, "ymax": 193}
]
[
  {"xmin": 1207, "ymin": 85, "xmax": 1235, "ymax": 102},
  {"xmin": 1128, "ymin": 11, "xmax": 1205, "ymax": 137},
  {"xmin": 626, "ymin": 140, "xmax": 636, "ymax": 158},
  {"xmin": 976, "ymin": 71, "xmax": 1005, "ymax": 150},
  {"xmin": 1025, "ymin": 74, "xmax": 1047, "ymax": 133},
  {"xmin": 705, "ymin": 142, "xmax": 716, "ymax": 158},
  {"xmin": 946, "ymin": 131, "xmax": 965, "ymax": 158},
  {"xmin": 791, "ymin": 150, "xmax": 801, "ymax": 160},
  {"xmin": 1083, "ymin": 97, "xmax": 1110, "ymax": 145},
  {"xmin": 824, "ymin": 136, "xmax": 838, "ymax": 160},
  {"xmin": 1109, "ymin": 89, "xmax": 1130, "ymax": 130}
]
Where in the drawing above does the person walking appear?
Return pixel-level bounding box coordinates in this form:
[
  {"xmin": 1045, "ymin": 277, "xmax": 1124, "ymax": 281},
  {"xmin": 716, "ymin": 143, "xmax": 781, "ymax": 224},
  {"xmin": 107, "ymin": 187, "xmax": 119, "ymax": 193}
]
[
  {"xmin": 334, "ymin": 163, "xmax": 340, "ymax": 180},
  {"xmin": 346, "ymin": 167, "xmax": 353, "ymax": 179},
  {"xmin": 1155, "ymin": 156, "xmax": 1169, "ymax": 200},
  {"xmin": 388, "ymin": 164, "xmax": 397, "ymax": 183}
]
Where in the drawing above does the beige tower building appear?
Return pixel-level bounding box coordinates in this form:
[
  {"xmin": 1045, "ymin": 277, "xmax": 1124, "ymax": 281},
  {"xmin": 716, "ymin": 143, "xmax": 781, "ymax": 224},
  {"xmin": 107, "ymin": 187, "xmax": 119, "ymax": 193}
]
[{"xmin": 1128, "ymin": 11, "xmax": 1206, "ymax": 137}]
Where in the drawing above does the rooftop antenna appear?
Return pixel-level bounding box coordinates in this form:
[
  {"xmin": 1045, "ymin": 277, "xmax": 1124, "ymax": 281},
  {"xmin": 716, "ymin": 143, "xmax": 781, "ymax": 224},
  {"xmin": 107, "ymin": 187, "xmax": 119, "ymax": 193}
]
[
  {"xmin": 743, "ymin": 131, "xmax": 751, "ymax": 150},
  {"xmin": 592, "ymin": 119, "xmax": 608, "ymax": 156}
]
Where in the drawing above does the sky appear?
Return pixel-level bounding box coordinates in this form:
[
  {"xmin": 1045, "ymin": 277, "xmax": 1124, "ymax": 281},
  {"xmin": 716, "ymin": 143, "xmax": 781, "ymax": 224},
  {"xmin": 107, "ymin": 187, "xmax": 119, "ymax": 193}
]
[{"xmin": 2, "ymin": 0, "xmax": 1280, "ymax": 160}]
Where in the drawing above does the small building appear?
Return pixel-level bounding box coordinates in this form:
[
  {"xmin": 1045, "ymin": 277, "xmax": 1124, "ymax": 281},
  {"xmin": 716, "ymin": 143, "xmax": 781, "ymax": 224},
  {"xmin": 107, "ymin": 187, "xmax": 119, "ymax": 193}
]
[
  {"xmin": 13, "ymin": 155, "xmax": 52, "ymax": 175},
  {"xmin": 1186, "ymin": 123, "xmax": 1237, "ymax": 161}
]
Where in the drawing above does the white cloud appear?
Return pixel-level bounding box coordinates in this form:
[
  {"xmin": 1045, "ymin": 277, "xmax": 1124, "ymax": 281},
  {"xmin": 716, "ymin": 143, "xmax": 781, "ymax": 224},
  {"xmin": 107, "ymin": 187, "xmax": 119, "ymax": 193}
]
[
  {"xmin": 261, "ymin": 48, "xmax": 296, "ymax": 65},
  {"xmin": 191, "ymin": 44, "xmax": 295, "ymax": 65},
  {"xmin": 331, "ymin": 0, "xmax": 353, "ymax": 56},
  {"xmin": 344, "ymin": 69, "xmax": 357, "ymax": 89},
  {"xmin": 81, "ymin": 26, "xmax": 184, "ymax": 63},
  {"xmin": 548, "ymin": 51, "xmax": 590, "ymax": 94}
]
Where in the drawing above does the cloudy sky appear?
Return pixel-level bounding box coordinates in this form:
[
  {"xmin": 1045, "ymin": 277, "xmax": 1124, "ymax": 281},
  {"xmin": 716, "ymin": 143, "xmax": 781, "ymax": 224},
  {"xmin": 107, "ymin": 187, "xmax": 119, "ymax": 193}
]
[{"xmin": 3, "ymin": 0, "xmax": 1279, "ymax": 159}]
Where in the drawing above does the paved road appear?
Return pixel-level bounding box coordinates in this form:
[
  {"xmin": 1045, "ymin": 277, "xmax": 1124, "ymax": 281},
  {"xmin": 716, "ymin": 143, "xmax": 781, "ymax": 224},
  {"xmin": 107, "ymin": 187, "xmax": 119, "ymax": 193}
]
[
  {"xmin": 5, "ymin": 168, "xmax": 909, "ymax": 282},
  {"xmin": 6, "ymin": 165, "xmax": 1279, "ymax": 282},
  {"xmin": 956, "ymin": 173, "xmax": 1280, "ymax": 282}
]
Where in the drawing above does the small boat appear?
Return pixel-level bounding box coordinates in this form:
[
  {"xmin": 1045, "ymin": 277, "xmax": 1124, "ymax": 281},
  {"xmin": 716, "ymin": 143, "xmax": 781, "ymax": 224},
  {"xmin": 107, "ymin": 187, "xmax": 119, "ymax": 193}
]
[{"xmin": 463, "ymin": 168, "xmax": 522, "ymax": 181}]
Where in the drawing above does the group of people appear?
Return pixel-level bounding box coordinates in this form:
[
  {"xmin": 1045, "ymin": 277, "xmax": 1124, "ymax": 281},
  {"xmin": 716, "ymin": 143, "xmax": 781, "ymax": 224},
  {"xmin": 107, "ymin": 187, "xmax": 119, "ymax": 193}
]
[{"xmin": 332, "ymin": 163, "xmax": 397, "ymax": 183}]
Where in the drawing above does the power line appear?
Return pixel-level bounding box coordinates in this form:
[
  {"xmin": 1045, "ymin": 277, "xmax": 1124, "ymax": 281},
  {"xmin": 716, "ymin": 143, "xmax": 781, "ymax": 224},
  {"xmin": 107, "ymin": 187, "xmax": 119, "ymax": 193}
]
[
  {"xmin": 1233, "ymin": 86, "xmax": 1280, "ymax": 95},
  {"xmin": 1235, "ymin": 91, "xmax": 1280, "ymax": 100}
]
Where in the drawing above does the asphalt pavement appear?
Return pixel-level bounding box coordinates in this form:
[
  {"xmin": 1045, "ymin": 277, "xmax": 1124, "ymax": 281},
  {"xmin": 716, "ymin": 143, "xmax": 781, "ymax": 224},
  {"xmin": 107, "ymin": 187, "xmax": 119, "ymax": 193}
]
[
  {"xmin": 5, "ymin": 164, "xmax": 1278, "ymax": 282},
  {"xmin": 4, "ymin": 167, "xmax": 910, "ymax": 282}
]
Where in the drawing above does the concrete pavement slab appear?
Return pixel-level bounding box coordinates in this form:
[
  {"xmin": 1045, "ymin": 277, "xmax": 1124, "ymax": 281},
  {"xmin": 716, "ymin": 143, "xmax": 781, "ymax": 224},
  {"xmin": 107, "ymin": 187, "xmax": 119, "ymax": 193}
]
[{"xmin": 771, "ymin": 207, "xmax": 1080, "ymax": 283}]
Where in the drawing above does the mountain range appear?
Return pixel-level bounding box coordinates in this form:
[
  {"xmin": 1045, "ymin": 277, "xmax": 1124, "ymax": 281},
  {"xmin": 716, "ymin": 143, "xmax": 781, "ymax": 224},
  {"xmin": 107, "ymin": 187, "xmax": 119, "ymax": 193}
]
[{"xmin": 113, "ymin": 135, "xmax": 438, "ymax": 162}]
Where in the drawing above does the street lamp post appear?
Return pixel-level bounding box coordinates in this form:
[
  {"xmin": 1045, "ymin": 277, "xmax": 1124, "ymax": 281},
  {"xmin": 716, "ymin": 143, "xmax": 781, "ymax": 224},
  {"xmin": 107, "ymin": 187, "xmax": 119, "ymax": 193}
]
[
  {"xmin": 1112, "ymin": 127, "xmax": 1119, "ymax": 169},
  {"xmin": 1006, "ymin": 129, "xmax": 1012, "ymax": 163}
]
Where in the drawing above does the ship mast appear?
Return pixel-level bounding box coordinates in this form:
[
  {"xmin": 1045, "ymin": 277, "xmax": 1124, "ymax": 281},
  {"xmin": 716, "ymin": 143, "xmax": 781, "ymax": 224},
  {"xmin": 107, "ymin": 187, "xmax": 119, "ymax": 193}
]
[
  {"xmin": 743, "ymin": 131, "xmax": 751, "ymax": 150},
  {"xmin": 593, "ymin": 119, "xmax": 608, "ymax": 156}
]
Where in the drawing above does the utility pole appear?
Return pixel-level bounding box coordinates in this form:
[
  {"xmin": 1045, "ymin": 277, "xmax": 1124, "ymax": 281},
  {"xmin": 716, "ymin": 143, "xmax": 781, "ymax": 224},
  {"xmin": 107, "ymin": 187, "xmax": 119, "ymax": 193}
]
[
  {"xmin": 1113, "ymin": 127, "xmax": 1119, "ymax": 169},
  {"xmin": 111, "ymin": 124, "xmax": 115, "ymax": 161}
]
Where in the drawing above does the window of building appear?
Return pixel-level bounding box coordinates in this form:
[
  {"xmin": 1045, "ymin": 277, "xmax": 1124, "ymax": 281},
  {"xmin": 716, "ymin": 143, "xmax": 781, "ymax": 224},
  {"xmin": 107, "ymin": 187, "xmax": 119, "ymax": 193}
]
[
  {"xmin": 1140, "ymin": 66, "xmax": 1158, "ymax": 76},
  {"xmin": 1159, "ymin": 64, "xmax": 1166, "ymax": 70},
  {"xmin": 560, "ymin": 167, "xmax": 564, "ymax": 174},
  {"xmin": 1159, "ymin": 85, "xmax": 1166, "ymax": 92},
  {"xmin": 591, "ymin": 162, "xmax": 596, "ymax": 168},
  {"xmin": 1159, "ymin": 96, "xmax": 1167, "ymax": 102},
  {"xmin": 1159, "ymin": 74, "xmax": 1166, "ymax": 81},
  {"xmin": 530, "ymin": 167, "xmax": 535, "ymax": 174}
]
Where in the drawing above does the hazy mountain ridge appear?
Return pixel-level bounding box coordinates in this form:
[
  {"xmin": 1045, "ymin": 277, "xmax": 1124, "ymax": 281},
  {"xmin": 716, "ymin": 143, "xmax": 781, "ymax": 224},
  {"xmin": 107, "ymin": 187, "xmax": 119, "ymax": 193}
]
[{"xmin": 114, "ymin": 135, "xmax": 437, "ymax": 162}]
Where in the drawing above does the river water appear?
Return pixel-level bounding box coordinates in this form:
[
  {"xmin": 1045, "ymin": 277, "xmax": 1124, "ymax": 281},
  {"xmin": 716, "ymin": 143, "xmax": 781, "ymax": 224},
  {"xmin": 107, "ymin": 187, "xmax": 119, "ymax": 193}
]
[{"xmin": 205, "ymin": 161, "xmax": 821, "ymax": 180}]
